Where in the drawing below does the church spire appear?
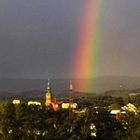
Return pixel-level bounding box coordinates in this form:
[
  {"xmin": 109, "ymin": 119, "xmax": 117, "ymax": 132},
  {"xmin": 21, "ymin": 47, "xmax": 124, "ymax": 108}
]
[
  {"xmin": 45, "ymin": 79, "xmax": 52, "ymax": 106},
  {"xmin": 69, "ymin": 80, "xmax": 73, "ymax": 91},
  {"xmin": 47, "ymin": 79, "xmax": 51, "ymax": 90}
]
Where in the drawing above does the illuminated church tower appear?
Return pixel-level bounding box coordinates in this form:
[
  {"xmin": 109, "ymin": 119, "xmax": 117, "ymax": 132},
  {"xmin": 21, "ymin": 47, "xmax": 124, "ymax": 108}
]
[{"xmin": 45, "ymin": 79, "xmax": 52, "ymax": 106}]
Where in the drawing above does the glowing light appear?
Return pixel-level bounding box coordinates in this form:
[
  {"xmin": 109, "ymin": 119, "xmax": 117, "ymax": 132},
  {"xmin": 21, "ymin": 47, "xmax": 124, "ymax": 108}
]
[
  {"xmin": 121, "ymin": 103, "xmax": 138, "ymax": 115},
  {"xmin": 90, "ymin": 123, "xmax": 96, "ymax": 137},
  {"xmin": 45, "ymin": 95, "xmax": 51, "ymax": 106},
  {"xmin": 62, "ymin": 103, "xmax": 78, "ymax": 109},
  {"xmin": 52, "ymin": 97, "xmax": 58, "ymax": 111},
  {"xmin": 12, "ymin": 99, "xmax": 20, "ymax": 105},
  {"xmin": 28, "ymin": 101, "xmax": 41, "ymax": 106}
]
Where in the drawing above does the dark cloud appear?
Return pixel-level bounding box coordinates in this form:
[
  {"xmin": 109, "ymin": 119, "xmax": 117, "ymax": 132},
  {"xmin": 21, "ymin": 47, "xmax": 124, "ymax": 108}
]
[{"xmin": 0, "ymin": 0, "xmax": 140, "ymax": 78}]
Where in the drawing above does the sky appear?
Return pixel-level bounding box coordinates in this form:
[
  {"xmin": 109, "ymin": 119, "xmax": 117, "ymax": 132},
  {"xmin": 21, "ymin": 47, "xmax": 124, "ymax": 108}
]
[{"xmin": 0, "ymin": 0, "xmax": 140, "ymax": 79}]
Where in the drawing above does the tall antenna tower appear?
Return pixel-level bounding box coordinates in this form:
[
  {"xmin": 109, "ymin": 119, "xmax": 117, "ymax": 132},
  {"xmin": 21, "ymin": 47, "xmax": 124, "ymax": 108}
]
[{"xmin": 69, "ymin": 80, "xmax": 73, "ymax": 132}]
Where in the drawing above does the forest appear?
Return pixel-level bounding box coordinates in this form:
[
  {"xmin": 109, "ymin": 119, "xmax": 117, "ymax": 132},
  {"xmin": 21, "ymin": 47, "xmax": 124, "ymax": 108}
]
[{"xmin": 0, "ymin": 95, "xmax": 140, "ymax": 140}]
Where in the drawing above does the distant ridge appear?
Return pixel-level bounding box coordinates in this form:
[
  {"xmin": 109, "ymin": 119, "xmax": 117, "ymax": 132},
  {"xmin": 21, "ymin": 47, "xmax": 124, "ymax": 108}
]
[{"xmin": 0, "ymin": 76, "xmax": 140, "ymax": 97}]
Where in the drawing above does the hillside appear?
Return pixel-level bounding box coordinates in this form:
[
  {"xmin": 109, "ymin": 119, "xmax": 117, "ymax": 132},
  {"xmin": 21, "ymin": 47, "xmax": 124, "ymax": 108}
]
[{"xmin": 0, "ymin": 76, "xmax": 140, "ymax": 97}]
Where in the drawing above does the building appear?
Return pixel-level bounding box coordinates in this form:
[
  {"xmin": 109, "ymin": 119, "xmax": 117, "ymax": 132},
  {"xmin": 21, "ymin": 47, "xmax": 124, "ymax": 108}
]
[
  {"xmin": 28, "ymin": 101, "xmax": 41, "ymax": 106},
  {"xmin": 45, "ymin": 79, "xmax": 52, "ymax": 106},
  {"xmin": 62, "ymin": 103, "xmax": 77, "ymax": 109},
  {"xmin": 12, "ymin": 99, "xmax": 20, "ymax": 105},
  {"xmin": 61, "ymin": 80, "xmax": 78, "ymax": 109},
  {"xmin": 12, "ymin": 80, "xmax": 77, "ymax": 111}
]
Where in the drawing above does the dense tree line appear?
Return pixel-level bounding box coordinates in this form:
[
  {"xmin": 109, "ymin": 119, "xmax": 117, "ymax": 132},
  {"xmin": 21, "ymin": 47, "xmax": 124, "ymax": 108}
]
[{"xmin": 0, "ymin": 95, "xmax": 139, "ymax": 140}]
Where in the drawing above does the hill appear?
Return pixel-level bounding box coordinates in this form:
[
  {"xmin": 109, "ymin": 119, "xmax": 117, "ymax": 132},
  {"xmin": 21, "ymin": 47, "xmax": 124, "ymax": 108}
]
[{"xmin": 0, "ymin": 76, "xmax": 140, "ymax": 97}]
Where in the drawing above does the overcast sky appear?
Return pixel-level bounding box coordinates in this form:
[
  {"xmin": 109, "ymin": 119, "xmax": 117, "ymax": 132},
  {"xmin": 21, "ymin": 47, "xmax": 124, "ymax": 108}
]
[{"xmin": 0, "ymin": 0, "xmax": 140, "ymax": 79}]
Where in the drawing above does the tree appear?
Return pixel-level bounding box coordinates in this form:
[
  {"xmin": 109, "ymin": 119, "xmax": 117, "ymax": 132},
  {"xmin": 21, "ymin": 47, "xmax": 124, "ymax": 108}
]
[
  {"xmin": 121, "ymin": 111, "xmax": 140, "ymax": 140},
  {"xmin": 109, "ymin": 103, "xmax": 121, "ymax": 111},
  {"xmin": 0, "ymin": 103, "xmax": 18, "ymax": 140}
]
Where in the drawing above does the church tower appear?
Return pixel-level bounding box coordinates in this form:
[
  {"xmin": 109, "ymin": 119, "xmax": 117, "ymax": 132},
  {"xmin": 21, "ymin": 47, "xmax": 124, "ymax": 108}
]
[
  {"xmin": 69, "ymin": 80, "xmax": 73, "ymax": 108},
  {"xmin": 45, "ymin": 79, "xmax": 52, "ymax": 106},
  {"xmin": 69, "ymin": 80, "xmax": 73, "ymax": 91}
]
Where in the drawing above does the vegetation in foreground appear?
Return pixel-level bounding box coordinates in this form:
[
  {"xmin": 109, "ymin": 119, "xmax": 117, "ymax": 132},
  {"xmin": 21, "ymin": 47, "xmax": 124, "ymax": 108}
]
[{"xmin": 0, "ymin": 94, "xmax": 140, "ymax": 140}]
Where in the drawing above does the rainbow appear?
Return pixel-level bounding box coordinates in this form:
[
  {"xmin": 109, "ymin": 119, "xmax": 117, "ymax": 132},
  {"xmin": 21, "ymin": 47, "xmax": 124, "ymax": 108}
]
[{"xmin": 72, "ymin": 1, "xmax": 103, "ymax": 92}]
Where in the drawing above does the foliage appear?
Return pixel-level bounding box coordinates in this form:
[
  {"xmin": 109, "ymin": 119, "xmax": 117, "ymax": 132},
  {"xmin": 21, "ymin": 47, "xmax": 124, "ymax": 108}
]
[{"xmin": 0, "ymin": 96, "xmax": 139, "ymax": 140}]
